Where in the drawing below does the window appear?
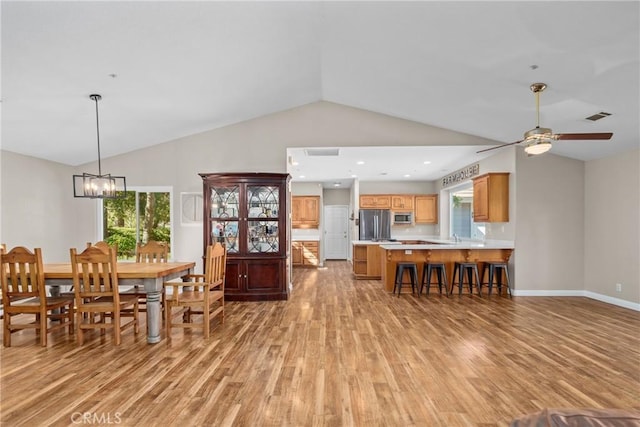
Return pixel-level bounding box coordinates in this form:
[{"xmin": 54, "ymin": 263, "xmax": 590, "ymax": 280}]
[
  {"xmin": 449, "ymin": 183, "xmax": 485, "ymax": 240},
  {"xmin": 100, "ymin": 187, "xmax": 173, "ymax": 260}
]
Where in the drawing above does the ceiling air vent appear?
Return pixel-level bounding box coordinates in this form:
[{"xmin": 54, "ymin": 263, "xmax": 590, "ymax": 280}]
[
  {"xmin": 304, "ymin": 148, "xmax": 340, "ymax": 156},
  {"xmin": 585, "ymin": 111, "xmax": 612, "ymax": 121}
]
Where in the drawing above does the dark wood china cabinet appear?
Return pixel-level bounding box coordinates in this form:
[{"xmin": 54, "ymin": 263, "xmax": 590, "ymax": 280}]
[{"xmin": 200, "ymin": 173, "xmax": 291, "ymax": 301}]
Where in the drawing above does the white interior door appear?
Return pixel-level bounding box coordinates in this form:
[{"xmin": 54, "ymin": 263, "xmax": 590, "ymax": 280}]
[{"xmin": 324, "ymin": 205, "xmax": 349, "ymax": 259}]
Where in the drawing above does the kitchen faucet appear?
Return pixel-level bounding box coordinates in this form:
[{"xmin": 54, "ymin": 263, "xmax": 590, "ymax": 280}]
[{"xmin": 453, "ymin": 233, "xmax": 460, "ymax": 243}]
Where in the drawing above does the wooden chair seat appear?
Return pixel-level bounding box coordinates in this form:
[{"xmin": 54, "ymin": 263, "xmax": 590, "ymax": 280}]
[{"xmin": 7, "ymin": 296, "xmax": 73, "ymax": 309}]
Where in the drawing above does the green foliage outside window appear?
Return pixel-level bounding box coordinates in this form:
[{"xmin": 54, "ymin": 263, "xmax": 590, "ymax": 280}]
[{"xmin": 103, "ymin": 191, "xmax": 171, "ymax": 259}]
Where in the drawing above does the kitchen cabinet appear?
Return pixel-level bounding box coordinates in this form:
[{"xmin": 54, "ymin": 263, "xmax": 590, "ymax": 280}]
[
  {"xmin": 473, "ymin": 172, "xmax": 509, "ymax": 222},
  {"xmin": 292, "ymin": 240, "xmax": 319, "ymax": 267},
  {"xmin": 359, "ymin": 195, "xmax": 391, "ymax": 209},
  {"xmin": 352, "ymin": 243, "xmax": 383, "ymax": 279},
  {"xmin": 292, "ymin": 196, "xmax": 320, "ymax": 229},
  {"xmin": 200, "ymin": 172, "xmax": 291, "ymax": 301},
  {"xmin": 391, "ymin": 195, "xmax": 414, "ymax": 210},
  {"xmin": 414, "ymin": 195, "xmax": 438, "ymax": 224}
]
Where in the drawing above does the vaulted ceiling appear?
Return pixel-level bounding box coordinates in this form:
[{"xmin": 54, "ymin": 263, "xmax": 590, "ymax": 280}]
[{"xmin": 2, "ymin": 1, "xmax": 638, "ymax": 169}]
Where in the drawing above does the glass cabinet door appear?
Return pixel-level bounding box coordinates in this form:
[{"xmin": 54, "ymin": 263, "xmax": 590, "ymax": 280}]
[
  {"xmin": 246, "ymin": 185, "xmax": 280, "ymax": 253},
  {"xmin": 210, "ymin": 185, "xmax": 240, "ymax": 254}
]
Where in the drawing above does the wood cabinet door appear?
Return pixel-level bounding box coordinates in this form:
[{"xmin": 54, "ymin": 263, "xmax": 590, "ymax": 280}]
[
  {"xmin": 224, "ymin": 259, "xmax": 243, "ymax": 294},
  {"xmin": 473, "ymin": 175, "xmax": 489, "ymax": 221},
  {"xmin": 292, "ymin": 196, "xmax": 320, "ymax": 228},
  {"xmin": 473, "ymin": 173, "xmax": 509, "ymax": 222},
  {"xmin": 360, "ymin": 195, "xmax": 391, "ymax": 209},
  {"xmin": 246, "ymin": 259, "xmax": 283, "ymax": 293},
  {"xmin": 391, "ymin": 195, "xmax": 414, "ymax": 210},
  {"xmin": 415, "ymin": 195, "xmax": 438, "ymax": 224},
  {"xmin": 291, "ymin": 198, "xmax": 303, "ymax": 223},
  {"xmin": 302, "ymin": 242, "xmax": 319, "ymax": 266},
  {"xmin": 291, "ymin": 242, "xmax": 303, "ymax": 265},
  {"xmin": 366, "ymin": 245, "xmax": 382, "ymax": 277}
]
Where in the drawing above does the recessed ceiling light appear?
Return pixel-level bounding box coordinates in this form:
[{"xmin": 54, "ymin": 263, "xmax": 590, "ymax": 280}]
[
  {"xmin": 404, "ymin": 174, "xmax": 411, "ymax": 178},
  {"xmin": 299, "ymin": 175, "xmax": 305, "ymax": 179},
  {"xmin": 356, "ymin": 161, "xmax": 365, "ymax": 165},
  {"xmin": 351, "ymin": 174, "xmax": 357, "ymax": 178},
  {"xmin": 333, "ymin": 182, "xmax": 341, "ymax": 187},
  {"xmin": 423, "ymin": 161, "xmax": 431, "ymax": 165}
]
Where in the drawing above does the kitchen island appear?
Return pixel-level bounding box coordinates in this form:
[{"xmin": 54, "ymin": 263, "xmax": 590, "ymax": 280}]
[{"xmin": 379, "ymin": 241, "xmax": 514, "ymax": 293}]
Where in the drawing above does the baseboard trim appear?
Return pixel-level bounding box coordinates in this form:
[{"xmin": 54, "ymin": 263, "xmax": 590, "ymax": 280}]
[{"xmin": 511, "ymin": 289, "xmax": 640, "ymax": 311}]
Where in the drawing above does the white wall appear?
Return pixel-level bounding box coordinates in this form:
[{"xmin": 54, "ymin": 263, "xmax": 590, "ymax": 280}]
[
  {"xmin": 584, "ymin": 149, "xmax": 639, "ymax": 303},
  {"xmin": 514, "ymin": 149, "xmax": 585, "ymax": 292},
  {"xmin": 359, "ymin": 180, "xmax": 435, "ymax": 194},
  {"xmin": 0, "ymin": 151, "xmax": 95, "ymax": 262},
  {"xmin": 323, "ymin": 188, "xmax": 350, "ymax": 205}
]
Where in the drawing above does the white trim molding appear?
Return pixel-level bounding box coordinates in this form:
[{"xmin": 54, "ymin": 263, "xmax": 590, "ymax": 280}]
[{"xmin": 511, "ymin": 289, "xmax": 640, "ymax": 312}]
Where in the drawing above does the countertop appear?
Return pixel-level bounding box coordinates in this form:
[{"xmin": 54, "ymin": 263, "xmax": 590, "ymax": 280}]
[
  {"xmin": 352, "ymin": 240, "xmax": 402, "ymax": 245},
  {"xmin": 352, "ymin": 237, "xmax": 514, "ymax": 250},
  {"xmin": 379, "ymin": 240, "xmax": 514, "ymax": 250}
]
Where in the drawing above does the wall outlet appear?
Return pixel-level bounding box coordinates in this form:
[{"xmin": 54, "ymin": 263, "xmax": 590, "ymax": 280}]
[
  {"xmin": 405, "ymin": 249, "xmax": 412, "ymax": 255},
  {"xmin": 616, "ymin": 283, "xmax": 622, "ymax": 292}
]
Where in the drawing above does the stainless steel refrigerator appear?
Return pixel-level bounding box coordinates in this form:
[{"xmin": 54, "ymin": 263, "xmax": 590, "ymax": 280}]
[{"xmin": 359, "ymin": 209, "xmax": 391, "ymax": 241}]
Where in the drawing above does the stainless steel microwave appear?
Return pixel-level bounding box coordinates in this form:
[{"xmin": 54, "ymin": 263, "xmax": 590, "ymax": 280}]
[{"xmin": 393, "ymin": 212, "xmax": 413, "ymax": 224}]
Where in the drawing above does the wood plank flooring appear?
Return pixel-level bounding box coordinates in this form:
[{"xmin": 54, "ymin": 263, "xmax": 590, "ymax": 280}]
[{"xmin": 1, "ymin": 261, "xmax": 639, "ymax": 426}]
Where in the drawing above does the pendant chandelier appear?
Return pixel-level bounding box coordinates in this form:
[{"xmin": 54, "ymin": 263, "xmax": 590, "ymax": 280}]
[{"xmin": 72, "ymin": 94, "xmax": 127, "ymax": 198}]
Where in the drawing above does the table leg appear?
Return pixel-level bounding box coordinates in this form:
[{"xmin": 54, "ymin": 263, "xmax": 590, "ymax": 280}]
[{"xmin": 146, "ymin": 290, "xmax": 162, "ymax": 344}]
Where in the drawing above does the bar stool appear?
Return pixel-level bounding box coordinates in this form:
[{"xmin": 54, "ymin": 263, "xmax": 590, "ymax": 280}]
[
  {"xmin": 420, "ymin": 262, "xmax": 448, "ymax": 297},
  {"xmin": 451, "ymin": 262, "xmax": 481, "ymax": 295},
  {"xmin": 393, "ymin": 262, "xmax": 418, "ymax": 297},
  {"xmin": 482, "ymin": 262, "xmax": 512, "ymax": 297}
]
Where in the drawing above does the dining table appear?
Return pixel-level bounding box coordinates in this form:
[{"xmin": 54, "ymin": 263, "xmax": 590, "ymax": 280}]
[{"xmin": 43, "ymin": 261, "xmax": 196, "ymax": 344}]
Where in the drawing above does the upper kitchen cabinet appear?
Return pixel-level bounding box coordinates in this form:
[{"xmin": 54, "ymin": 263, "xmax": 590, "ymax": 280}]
[
  {"xmin": 200, "ymin": 172, "xmax": 291, "ymax": 301},
  {"xmin": 472, "ymin": 172, "xmax": 509, "ymax": 222},
  {"xmin": 414, "ymin": 195, "xmax": 438, "ymax": 224},
  {"xmin": 391, "ymin": 195, "xmax": 414, "ymax": 211},
  {"xmin": 359, "ymin": 195, "xmax": 391, "ymax": 209},
  {"xmin": 292, "ymin": 196, "xmax": 320, "ymax": 229}
]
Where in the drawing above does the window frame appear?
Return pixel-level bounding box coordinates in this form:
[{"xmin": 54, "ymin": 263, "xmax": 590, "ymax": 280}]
[{"xmin": 97, "ymin": 186, "xmax": 174, "ymax": 260}]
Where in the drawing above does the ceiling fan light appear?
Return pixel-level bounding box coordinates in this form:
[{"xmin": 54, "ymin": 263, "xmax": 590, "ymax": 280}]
[{"xmin": 524, "ymin": 140, "xmax": 552, "ymax": 155}]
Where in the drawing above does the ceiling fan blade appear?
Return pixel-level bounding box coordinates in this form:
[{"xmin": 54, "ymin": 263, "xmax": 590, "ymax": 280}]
[
  {"xmin": 476, "ymin": 140, "xmax": 523, "ymax": 154},
  {"xmin": 555, "ymin": 132, "xmax": 613, "ymax": 140}
]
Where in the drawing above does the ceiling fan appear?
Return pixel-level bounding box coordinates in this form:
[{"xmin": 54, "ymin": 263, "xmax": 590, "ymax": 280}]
[{"xmin": 477, "ymin": 83, "xmax": 613, "ymax": 155}]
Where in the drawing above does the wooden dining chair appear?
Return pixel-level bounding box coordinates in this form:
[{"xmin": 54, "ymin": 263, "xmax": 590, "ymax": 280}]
[
  {"xmin": 164, "ymin": 242, "xmax": 225, "ymax": 338},
  {"xmin": 1, "ymin": 246, "xmax": 74, "ymax": 347},
  {"xmin": 87, "ymin": 240, "xmax": 116, "ymax": 253},
  {"xmin": 135, "ymin": 240, "xmax": 168, "ymax": 263},
  {"xmin": 120, "ymin": 240, "xmax": 169, "ymax": 323},
  {"xmin": 70, "ymin": 245, "xmax": 139, "ymax": 345}
]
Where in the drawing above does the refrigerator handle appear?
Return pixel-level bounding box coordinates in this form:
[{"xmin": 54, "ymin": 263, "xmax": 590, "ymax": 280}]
[{"xmin": 374, "ymin": 216, "xmax": 379, "ymax": 240}]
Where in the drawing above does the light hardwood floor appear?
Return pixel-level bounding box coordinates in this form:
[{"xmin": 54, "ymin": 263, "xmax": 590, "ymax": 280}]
[{"xmin": 1, "ymin": 261, "xmax": 639, "ymax": 426}]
